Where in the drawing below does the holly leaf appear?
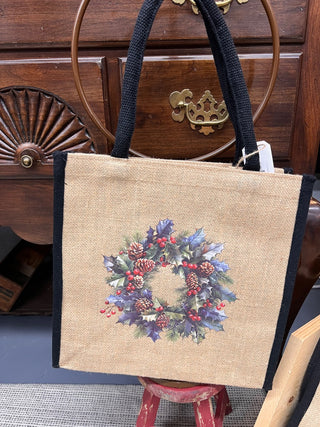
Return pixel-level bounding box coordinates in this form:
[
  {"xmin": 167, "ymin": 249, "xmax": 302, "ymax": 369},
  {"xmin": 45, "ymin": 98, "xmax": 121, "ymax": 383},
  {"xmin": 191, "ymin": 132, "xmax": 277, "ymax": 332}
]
[
  {"xmin": 142, "ymin": 313, "xmax": 157, "ymax": 322},
  {"xmin": 202, "ymin": 243, "xmax": 224, "ymax": 260},
  {"xmin": 145, "ymin": 322, "xmax": 162, "ymax": 342},
  {"xmin": 199, "ymin": 306, "xmax": 227, "ymax": 322},
  {"xmin": 211, "ymin": 284, "xmax": 237, "ymax": 302},
  {"xmin": 103, "ymin": 255, "xmax": 115, "ymax": 272},
  {"xmin": 146, "ymin": 227, "xmax": 154, "ymax": 243},
  {"xmin": 156, "ymin": 219, "xmax": 174, "ymax": 238},
  {"xmin": 164, "ymin": 243, "xmax": 183, "ymax": 265},
  {"xmin": 118, "ymin": 311, "xmax": 140, "ymax": 326},
  {"xmin": 108, "ymin": 292, "xmax": 136, "ymax": 309},
  {"xmin": 211, "ymin": 259, "xmax": 230, "ymax": 272},
  {"xmin": 166, "ymin": 311, "xmax": 185, "ymax": 321},
  {"xmin": 142, "ymin": 289, "xmax": 153, "ymax": 299},
  {"xmin": 107, "ymin": 276, "xmax": 126, "ymax": 289},
  {"xmin": 184, "ymin": 319, "xmax": 193, "ymax": 336},
  {"xmin": 145, "ymin": 244, "xmax": 159, "ymax": 260},
  {"xmin": 116, "ymin": 255, "xmax": 133, "ymax": 273},
  {"xmin": 184, "ymin": 228, "xmax": 205, "ymax": 250}
]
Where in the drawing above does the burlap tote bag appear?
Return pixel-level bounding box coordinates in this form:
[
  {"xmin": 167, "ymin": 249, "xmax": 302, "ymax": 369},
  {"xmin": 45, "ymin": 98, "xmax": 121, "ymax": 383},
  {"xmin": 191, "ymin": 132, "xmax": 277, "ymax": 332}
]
[{"xmin": 52, "ymin": 0, "xmax": 315, "ymax": 390}]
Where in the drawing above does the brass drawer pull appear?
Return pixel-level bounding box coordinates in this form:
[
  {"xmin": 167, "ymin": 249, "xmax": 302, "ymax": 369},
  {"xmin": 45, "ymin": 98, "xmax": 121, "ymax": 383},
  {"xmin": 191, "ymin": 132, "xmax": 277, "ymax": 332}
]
[
  {"xmin": 171, "ymin": 0, "xmax": 248, "ymax": 15},
  {"xmin": 20, "ymin": 154, "xmax": 34, "ymax": 168},
  {"xmin": 169, "ymin": 89, "xmax": 229, "ymax": 135}
]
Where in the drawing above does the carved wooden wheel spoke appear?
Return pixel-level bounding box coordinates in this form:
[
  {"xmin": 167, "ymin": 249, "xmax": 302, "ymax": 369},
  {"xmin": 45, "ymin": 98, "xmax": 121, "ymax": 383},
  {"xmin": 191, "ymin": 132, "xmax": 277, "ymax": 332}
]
[{"xmin": 0, "ymin": 86, "xmax": 94, "ymax": 168}]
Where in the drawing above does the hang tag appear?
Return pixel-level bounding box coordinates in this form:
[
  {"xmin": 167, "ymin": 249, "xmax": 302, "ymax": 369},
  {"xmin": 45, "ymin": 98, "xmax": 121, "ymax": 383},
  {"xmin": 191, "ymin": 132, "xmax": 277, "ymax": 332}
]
[{"xmin": 242, "ymin": 141, "xmax": 274, "ymax": 173}]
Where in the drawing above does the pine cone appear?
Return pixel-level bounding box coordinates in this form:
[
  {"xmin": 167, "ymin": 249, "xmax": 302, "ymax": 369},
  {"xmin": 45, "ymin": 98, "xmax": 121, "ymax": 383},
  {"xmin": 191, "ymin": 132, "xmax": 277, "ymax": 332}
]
[
  {"xmin": 186, "ymin": 272, "xmax": 199, "ymax": 290},
  {"xmin": 135, "ymin": 297, "xmax": 153, "ymax": 312},
  {"xmin": 135, "ymin": 258, "xmax": 155, "ymax": 273},
  {"xmin": 155, "ymin": 313, "xmax": 170, "ymax": 329},
  {"xmin": 197, "ymin": 261, "xmax": 214, "ymax": 277},
  {"xmin": 127, "ymin": 242, "xmax": 145, "ymax": 260},
  {"xmin": 133, "ymin": 275, "xmax": 144, "ymax": 289}
]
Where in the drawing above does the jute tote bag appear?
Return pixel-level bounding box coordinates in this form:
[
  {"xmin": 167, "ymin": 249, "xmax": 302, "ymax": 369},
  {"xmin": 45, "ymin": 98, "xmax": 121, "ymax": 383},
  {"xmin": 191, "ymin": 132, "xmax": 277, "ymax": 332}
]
[{"xmin": 53, "ymin": 0, "xmax": 315, "ymax": 389}]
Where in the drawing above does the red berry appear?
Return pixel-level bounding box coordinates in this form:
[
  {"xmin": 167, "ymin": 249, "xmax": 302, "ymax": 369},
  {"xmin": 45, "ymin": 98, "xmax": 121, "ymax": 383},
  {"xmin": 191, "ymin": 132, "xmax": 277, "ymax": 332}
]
[
  {"xmin": 160, "ymin": 257, "xmax": 164, "ymax": 262},
  {"xmin": 131, "ymin": 286, "xmax": 136, "ymax": 290},
  {"xmin": 170, "ymin": 237, "xmax": 176, "ymax": 244},
  {"xmin": 100, "ymin": 309, "xmax": 106, "ymax": 314},
  {"xmin": 182, "ymin": 261, "xmax": 188, "ymax": 267},
  {"xmin": 106, "ymin": 313, "xmax": 111, "ymax": 318},
  {"xmin": 162, "ymin": 262, "xmax": 167, "ymax": 267},
  {"xmin": 118, "ymin": 307, "xmax": 124, "ymax": 311},
  {"xmin": 208, "ymin": 302, "xmax": 213, "ymax": 307},
  {"xmin": 197, "ymin": 316, "xmax": 201, "ymax": 321},
  {"xmin": 159, "ymin": 242, "xmax": 166, "ymax": 248},
  {"xmin": 220, "ymin": 302, "xmax": 225, "ymax": 308},
  {"xmin": 216, "ymin": 306, "xmax": 221, "ymax": 310},
  {"xmin": 197, "ymin": 286, "xmax": 201, "ymax": 292},
  {"xmin": 206, "ymin": 299, "xmax": 210, "ymax": 303},
  {"xmin": 119, "ymin": 251, "xmax": 124, "ymax": 255},
  {"xmin": 116, "ymin": 290, "xmax": 122, "ymax": 295},
  {"xmin": 203, "ymin": 303, "xmax": 207, "ymax": 308},
  {"xmin": 159, "ymin": 306, "xmax": 163, "ymax": 311},
  {"xmin": 192, "ymin": 264, "xmax": 197, "ymax": 269},
  {"xmin": 192, "ymin": 290, "xmax": 197, "ymax": 295},
  {"xmin": 191, "ymin": 316, "xmax": 196, "ymax": 321},
  {"xmin": 126, "ymin": 286, "xmax": 131, "ymax": 291},
  {"xmin": 161, "ymin": 237, "xmax": 167, "ymax": 242},
  {"xmin": 111, "ymin": 310, "xmax": 116, "ymax": 315},
  {"xmin": 157, "ymin": 238, "xmax": 162, "ymax": 244},
  {"xmin": 187, "ymin": 291, "xmax": 192, "ymax": 296},
  {"xmin": 125, "ymin": 271, "xmax": 131, "ymax": 276},
  {"xmin": 133, "ymin": 269, "xmax": 140, "ymax": 275},
  {"xmin": 128, "ymin": 275, "xmax": 134, "ymax": 281},
  {"xmin": 105, "ymin": 300, "xmax": 109, "ymax": 305},
  {"xmin": 148, "ymin": 243, "xmax": 153, "ymax": 248},
  {"xmin": 139, "ymin": 272, "xmax": 144, "ymax": 276}
]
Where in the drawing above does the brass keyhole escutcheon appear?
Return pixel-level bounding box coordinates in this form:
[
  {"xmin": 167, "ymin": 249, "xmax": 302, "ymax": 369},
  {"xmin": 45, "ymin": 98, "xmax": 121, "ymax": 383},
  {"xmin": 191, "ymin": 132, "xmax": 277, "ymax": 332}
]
[
  {"xmin": 171, "ymin": 0, "xmax": 248, "ymax": 15},
  {"xmin": 20, "ymin": 154, "xmax": 34, "ymax": 168}
]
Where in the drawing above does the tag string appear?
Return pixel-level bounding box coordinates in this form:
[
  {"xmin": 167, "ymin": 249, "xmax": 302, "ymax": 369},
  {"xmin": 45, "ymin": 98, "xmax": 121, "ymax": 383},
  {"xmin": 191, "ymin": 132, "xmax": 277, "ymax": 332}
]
[{"xmin": 236, "ymin": 144, "xmax": 266, "ymax": 169}]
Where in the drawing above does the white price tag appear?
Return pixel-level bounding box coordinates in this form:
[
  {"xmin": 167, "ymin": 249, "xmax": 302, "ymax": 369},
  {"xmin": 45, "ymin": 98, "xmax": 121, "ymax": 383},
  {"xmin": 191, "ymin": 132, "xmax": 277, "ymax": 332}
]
[{"xmin": 242, "ymin": 141, "xmax": 274, "ymax": 173}]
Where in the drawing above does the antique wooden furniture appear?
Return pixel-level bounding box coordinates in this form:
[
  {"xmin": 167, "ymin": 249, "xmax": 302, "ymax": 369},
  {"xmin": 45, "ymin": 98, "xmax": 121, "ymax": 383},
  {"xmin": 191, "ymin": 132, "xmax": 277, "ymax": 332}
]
[
  {"xmin": 0, "ymin": 0, "xmax": 319, "ymax": 314},
  {"xmin": 137, "ymin": 377, "xmax": 231, "ymax": 427}
]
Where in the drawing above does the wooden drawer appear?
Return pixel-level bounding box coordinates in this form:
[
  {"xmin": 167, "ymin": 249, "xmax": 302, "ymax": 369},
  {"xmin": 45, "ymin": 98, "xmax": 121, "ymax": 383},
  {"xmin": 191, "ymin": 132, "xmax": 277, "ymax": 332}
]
[
  {"xmin": 108, "ymin": 53, "xmax": 301, "ymax": 163},
  {"xmin": 0, "ymin": 0, "xmax": 308, "ymax": 48}
]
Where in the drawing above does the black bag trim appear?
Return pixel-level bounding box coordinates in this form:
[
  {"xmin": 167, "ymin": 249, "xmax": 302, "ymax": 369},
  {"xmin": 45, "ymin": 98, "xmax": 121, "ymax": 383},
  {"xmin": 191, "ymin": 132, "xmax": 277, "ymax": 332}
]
[
  {"xmin": 52, "ymin": 151, "xmax": 68, "ymax": 368},
  {"xmin": 263, "ymin": 174, "xmax": 316, "ymax": 390}
]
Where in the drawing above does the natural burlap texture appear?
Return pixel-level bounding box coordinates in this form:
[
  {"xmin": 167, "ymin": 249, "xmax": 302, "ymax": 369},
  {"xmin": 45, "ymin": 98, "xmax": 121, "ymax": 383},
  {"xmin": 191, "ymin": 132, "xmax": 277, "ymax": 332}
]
[{"xmin": 54, "ymin": 153, "xmax": 310, "ymax": 388}]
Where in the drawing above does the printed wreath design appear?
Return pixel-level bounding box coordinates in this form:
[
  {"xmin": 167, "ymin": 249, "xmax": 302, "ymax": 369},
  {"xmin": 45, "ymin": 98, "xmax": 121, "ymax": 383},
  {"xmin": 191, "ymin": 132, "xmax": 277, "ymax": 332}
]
[{"xmin": 100, "ymin": 219, "xmax": 237, "ymax": 344}]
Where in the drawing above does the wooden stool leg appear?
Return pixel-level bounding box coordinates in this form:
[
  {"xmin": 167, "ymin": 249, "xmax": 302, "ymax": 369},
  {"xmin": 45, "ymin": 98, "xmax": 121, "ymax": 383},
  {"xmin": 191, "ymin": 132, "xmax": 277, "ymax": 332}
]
[
  {"xmin": 136, "ymin": 388, "xmax": 160, "ymax": 427},
  {"xmin": 193, "ymin": 398, "xmax": 215, "ymax": 427},
  {"xmin": 212, "ymin": 386, "xmax": 232, "ymax": 427}
]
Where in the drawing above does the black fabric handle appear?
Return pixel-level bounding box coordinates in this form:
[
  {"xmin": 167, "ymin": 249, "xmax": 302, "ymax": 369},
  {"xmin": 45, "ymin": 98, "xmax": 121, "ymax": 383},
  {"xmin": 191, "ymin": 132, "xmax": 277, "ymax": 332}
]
[{"xmin": 111, "ymin": 0, "xmax": 260, "ymax": 171}]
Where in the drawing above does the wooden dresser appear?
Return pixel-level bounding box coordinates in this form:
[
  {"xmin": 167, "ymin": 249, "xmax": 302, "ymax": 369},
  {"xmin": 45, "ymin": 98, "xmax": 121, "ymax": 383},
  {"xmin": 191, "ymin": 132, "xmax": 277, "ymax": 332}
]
[{"xmin": 0, "ymin": 0, "xmax": 319, "ymax": 312}]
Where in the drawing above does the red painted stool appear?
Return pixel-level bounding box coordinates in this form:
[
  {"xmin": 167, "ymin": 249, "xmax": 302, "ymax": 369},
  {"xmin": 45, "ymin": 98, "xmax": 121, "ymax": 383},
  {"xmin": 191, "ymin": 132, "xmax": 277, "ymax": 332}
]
[{"xmin": 137, "ymin": 377, "xmax": 232, "ymax": 427}]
